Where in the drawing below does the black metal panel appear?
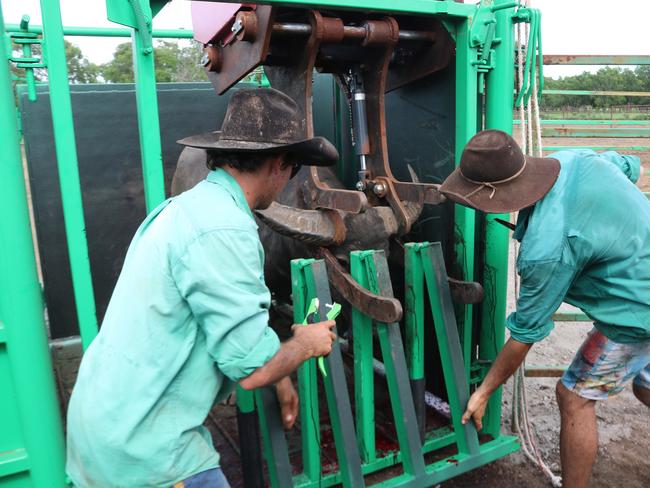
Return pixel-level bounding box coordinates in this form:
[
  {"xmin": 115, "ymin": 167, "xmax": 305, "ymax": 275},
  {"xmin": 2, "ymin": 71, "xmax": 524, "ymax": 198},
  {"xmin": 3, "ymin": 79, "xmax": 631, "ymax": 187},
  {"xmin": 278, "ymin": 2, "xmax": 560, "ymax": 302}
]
[{"xmin": 20, "ymin": 83, "xmax": 238, "ymax": 338}]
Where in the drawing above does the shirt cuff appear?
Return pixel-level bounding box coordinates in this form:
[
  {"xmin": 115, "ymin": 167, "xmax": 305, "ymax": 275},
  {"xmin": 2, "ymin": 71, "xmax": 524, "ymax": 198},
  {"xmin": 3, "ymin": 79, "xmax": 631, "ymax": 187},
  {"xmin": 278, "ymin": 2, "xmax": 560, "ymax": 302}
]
[
  {"xmin": 506, "ymin": 312, "xmax": 554, "ymax": 344},
  {"xmin": 218, "ymin": 327, "xmax": 281, "ymax": 382}
]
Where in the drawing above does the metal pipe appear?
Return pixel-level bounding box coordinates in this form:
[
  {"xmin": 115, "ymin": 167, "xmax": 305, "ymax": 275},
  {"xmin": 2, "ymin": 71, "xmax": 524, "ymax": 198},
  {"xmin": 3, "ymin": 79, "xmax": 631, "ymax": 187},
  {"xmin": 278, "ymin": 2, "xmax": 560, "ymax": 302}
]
[
  {"xmin": 272, "ymin": 22, "xmax": 436, "ymax": 42},
  {"xmin": 5, "ymin": 23, "xmax": 194, "ymax": 38},
  {"xmin": 483, "ymin": 0, "xmax": 517, "ymax": 439},
  {"xmin": 0, "ymin": 2, "xmax": 66, "ymax": 485},
  {"xmin": 131, "ymin": 29, "xmax": 167, "ymax": 212},
  {"xmin": 453, "ymin": 16, "xmax": 477, "ymax": 388},
  {"xmin": 40, "ymin": 0, "xmax": 98, "ymax": 349},
  {"xmin": 338, "ymin": 339, "xmax": 451, "ymax": 419}
]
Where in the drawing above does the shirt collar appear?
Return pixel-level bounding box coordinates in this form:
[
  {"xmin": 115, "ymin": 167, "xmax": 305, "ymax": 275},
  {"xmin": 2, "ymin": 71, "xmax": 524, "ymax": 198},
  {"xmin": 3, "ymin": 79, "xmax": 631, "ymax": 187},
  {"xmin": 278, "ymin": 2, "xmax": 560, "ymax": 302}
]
[
  {"xmin": 513, "ymin": 205, "xmax": 534, "ymax": 242},
  {"xmin": 206, "ymin": 168, "xmax": 255, "ymax": 220}
]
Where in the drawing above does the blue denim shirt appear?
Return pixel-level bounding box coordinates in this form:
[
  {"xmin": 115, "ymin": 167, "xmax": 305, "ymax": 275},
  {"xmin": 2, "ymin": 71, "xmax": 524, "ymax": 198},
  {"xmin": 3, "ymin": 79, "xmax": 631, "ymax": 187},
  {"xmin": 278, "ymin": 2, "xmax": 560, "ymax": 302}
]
[
  {"xmin": 507, "ymin": 150, "xmax": 650, "ymax": 344},
  {"xmin": 67, "ymin": 169, "xmax": 280, "ymax": 487}
]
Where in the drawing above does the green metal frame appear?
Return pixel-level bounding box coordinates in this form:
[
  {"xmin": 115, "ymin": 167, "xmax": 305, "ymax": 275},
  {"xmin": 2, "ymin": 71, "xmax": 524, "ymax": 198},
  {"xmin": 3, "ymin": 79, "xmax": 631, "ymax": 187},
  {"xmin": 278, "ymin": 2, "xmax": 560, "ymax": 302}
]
[
  {"xmin": 0, "ymin": 0, "xmax": 523, "ymax": 485},
  {"xmin": 0, "ymin": 4, "xmax": 66, "ymax": 487},
  {"xmin": 253, "ymin": 251, "xmax": 518, "ymax": 487}
]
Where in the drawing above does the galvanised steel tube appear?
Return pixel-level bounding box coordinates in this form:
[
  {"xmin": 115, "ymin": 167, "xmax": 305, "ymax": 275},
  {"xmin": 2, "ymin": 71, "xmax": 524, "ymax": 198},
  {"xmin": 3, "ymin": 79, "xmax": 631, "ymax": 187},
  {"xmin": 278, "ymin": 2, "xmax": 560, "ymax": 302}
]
[
  {"xmin": 5, "ymin": 23, "xmax": 195, "ymax": 38},
  {"xmin": 482, "ymin": 0, "xmax": 517, "ymax": 439},
  {"xmin": 131, "ymin": 29, "xmax": 166, "ymax": 212},
  {"xmin": 0, "ymin": 3, "xmax": 66, "ymax": 485},
  {"xmin": 40, "ymin": 0, "xmax": 98, "ymax": 349}
]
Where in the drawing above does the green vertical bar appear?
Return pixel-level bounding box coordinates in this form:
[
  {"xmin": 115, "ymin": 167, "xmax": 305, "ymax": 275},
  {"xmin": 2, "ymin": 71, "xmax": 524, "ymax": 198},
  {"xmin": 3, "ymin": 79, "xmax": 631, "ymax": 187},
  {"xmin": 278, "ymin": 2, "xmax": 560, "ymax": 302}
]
[
  {"xmin": 291, "ymin": 260, "xmax": 321, "ymax": 481},
  {"xmin": 131, "ymin": 29, "xmax": 166, "ymax": 211},
  {"xmin": 350, "ymin": 252, "xmax": 376, "ymax": 464},
  {"xmin": 404, "ymin": 243, "xmax": 424, "ymax": 380},
  {"xmin": 454, "ymin": 18, "xmax": 478, "ymax": 378},
  {"xmin": 421, "ymin": 245, "xmax": 480, "ymax": 456},
  {"xmin": 483, "ymin": 0, "xmax": 516, "ymax": 439},
  {"xmin": 40, "ymin": 0, "xmax": 98, "ymax": 349},
  {"xmin": 0, "ymin": 3, "xmax": 66, "ymax": 485}
]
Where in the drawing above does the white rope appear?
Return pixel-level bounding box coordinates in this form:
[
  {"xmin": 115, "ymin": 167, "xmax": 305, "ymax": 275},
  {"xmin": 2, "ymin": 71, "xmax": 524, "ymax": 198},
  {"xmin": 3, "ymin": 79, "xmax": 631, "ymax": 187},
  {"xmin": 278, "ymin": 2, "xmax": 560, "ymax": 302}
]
[{"xmin": 511, "ymin": 3, "xmax": 562, "ymax": 486}]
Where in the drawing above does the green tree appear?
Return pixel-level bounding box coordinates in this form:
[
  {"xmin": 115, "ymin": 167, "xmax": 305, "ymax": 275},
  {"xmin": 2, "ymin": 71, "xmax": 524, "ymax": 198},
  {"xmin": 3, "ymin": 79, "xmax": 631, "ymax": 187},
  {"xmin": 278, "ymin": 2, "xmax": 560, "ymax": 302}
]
[
  {"xmin": 101, "ymin": 40, "xmax": 207, "ymax": 83},
  {"xmin": 10, "ymin": 39, "xmax": 98, "ymax": 84}
]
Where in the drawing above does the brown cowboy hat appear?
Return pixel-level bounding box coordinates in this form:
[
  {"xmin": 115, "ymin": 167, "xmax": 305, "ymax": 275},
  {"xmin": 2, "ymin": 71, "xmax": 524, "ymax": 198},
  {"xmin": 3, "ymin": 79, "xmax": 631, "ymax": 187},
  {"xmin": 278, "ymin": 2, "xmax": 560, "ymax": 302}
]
[
  {"xmin": 177, "ymin": 87, "xmax": 338, "ymax": 166},
  {"xmin": 439, "ymin": 130, "xmax": 560, "ymax": 213}
]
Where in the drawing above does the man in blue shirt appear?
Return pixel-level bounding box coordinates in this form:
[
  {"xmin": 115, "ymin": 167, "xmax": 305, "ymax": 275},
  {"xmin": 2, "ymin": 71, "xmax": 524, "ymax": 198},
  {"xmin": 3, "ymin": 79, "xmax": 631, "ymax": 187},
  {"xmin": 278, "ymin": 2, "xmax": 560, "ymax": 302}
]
[
  {"xmin": 440, "ymin": 130, "xmax": 650, "ymax": 488},
  {"xmin": 66, "ymin": 88, "xmax": 339, "ymax": 487}
]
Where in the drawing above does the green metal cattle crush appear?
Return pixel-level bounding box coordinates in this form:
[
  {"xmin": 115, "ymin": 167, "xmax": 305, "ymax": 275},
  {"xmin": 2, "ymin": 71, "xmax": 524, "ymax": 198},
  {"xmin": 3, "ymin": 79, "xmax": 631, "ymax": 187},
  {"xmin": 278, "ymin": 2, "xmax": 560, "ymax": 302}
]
[{"xmin": 0, "ymin": 1, "xmax": 531, "ymax": 486}]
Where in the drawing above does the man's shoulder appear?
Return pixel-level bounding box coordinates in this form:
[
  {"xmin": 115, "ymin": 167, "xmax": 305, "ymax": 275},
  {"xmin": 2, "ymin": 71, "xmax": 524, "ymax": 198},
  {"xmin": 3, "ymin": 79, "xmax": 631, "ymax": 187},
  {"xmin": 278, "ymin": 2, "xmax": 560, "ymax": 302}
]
[{"xmin": 171, "ymin": 180, "xmax": 257, "ymax": 234}]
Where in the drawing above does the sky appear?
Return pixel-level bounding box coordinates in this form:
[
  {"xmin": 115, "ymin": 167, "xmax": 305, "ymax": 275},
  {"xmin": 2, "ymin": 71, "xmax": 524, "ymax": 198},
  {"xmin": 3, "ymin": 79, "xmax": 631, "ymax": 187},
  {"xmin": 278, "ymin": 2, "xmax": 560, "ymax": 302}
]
[{"xmin": 3, "ymin": 0, "xmax": 648, "ymax": 78}]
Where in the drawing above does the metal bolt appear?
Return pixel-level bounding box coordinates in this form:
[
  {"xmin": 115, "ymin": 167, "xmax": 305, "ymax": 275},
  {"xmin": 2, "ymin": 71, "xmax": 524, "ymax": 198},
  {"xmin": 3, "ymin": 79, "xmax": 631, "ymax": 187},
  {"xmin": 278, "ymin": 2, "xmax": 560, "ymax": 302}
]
[
  {"xmin": 199, "ymin": 52, "xmax": 210, "ymax": 67},
  {"xmin": 373, "ymin": 183, "xmax": 386, "ymax": 195},
  {"xmin": 355, "ymin": 180, "xmax": 366, "ymax": 191}
]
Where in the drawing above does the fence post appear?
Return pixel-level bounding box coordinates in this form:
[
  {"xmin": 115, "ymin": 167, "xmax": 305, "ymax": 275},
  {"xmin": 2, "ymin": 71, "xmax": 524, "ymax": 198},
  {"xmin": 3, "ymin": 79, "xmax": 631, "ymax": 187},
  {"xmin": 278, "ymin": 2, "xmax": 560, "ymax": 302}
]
[{"xmin": 0, "ymin": 3, "xmax": 66, "ymax": 484}]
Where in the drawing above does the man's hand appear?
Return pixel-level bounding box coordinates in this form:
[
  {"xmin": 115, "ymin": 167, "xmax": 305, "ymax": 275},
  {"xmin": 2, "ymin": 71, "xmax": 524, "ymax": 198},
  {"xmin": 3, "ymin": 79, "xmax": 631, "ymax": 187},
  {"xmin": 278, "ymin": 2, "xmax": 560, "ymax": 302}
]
[
  {"xmin": 275, "ymin": 376, "xmax": 299, "ymax": 429},
  {"xmin": 461, "ymin": 388, "xmax": 490, "ymax": 431},
  {"xmin": 239, "ymin": 320, "xmax": 337, "ymax": 390},
  {"xmin": 291, "ymin": 320, "xmax": 337, "ymax": 359}
]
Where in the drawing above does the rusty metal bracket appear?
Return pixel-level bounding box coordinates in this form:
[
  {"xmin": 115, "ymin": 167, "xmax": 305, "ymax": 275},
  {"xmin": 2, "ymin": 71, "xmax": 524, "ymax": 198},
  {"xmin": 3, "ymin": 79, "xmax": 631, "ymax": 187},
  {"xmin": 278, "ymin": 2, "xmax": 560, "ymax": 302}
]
[{"xmin": 316, "ymin": 247, "xmax": 403, "ymax": 324}]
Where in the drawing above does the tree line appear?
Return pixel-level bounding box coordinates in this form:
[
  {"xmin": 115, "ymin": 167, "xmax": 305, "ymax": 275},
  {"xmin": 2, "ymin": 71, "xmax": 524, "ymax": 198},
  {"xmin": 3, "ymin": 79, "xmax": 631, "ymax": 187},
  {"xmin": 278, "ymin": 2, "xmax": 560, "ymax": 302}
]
[
  {"xmin": 541, "ymin": 66, "xmax": 650, "ymax": 109},
  {"xmin": 13, "ymin": 39, "xmax": 650, "ymax": 110},
  {"xmin": 11, "ymin": 39, "xmax": 206, "ymax": 85}
]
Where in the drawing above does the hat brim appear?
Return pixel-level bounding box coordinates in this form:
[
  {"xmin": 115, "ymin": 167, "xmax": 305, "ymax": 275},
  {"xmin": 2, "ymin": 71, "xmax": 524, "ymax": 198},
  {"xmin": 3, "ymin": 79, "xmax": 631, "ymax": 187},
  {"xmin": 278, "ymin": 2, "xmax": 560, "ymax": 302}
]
[
  {"xmin": 439, "ymin": 156, "xmax": 561, "ymax": 213},
  {"xmin": 176, "ymin": 131, "xmax": 338, "ymax": 167}
]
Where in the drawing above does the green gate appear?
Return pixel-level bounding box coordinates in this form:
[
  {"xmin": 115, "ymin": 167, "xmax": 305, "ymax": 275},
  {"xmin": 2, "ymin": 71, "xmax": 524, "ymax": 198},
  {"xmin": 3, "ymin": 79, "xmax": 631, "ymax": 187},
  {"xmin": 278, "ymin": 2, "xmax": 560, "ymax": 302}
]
[{"xmin": 0, "ymin": 1, "xmax": 532, "ymax": 486}]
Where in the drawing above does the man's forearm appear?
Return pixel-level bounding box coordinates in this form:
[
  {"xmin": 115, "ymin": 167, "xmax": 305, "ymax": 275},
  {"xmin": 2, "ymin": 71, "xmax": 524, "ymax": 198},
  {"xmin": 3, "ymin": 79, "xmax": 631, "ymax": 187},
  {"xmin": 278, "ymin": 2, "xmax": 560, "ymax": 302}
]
[
  {"xmin": 477, "ymin": 337, "xmax": 533, "ymax": 396},
  {"xmin": 239, "ymin": 339, "xmax": 310, "ymax": 390}
]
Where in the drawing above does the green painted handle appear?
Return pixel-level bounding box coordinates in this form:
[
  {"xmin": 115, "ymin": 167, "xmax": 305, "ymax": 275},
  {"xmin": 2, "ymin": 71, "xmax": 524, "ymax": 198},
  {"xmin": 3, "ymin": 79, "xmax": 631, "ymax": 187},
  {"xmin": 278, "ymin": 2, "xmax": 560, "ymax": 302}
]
[{"xmin": 301, "ymin": 299, "xmax": 342, "ymax": 377}]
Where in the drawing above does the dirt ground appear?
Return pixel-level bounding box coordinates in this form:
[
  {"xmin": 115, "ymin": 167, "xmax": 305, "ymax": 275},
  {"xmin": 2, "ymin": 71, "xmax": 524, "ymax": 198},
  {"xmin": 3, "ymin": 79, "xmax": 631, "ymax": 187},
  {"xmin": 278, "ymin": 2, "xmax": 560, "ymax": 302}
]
[{"xmin": 445, "ymin": 135, "xmax": 650, "ymax": 487}]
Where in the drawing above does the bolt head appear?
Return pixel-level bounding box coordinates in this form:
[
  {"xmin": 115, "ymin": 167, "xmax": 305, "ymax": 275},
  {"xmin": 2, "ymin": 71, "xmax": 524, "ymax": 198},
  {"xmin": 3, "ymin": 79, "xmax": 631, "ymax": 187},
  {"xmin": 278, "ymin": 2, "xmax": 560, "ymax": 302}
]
[
  {"xmin": 373, "ymin": 183, "xmax": 386, "ymax": 195},
  {"xmin": 355, "ymin": 181, "xmax": 366, "ymax": 191}
]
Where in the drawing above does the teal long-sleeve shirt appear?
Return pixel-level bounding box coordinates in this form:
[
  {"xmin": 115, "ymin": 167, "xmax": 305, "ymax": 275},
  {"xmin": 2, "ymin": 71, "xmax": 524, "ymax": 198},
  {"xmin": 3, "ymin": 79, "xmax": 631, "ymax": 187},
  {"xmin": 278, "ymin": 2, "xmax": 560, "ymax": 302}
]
[
  {"xmin": 66, "ymin": 169, "xmax": 280, "ymax": 487},
  {"xmin": 507, "ymin": 150, "xmax": 650, "ymax": 344}
]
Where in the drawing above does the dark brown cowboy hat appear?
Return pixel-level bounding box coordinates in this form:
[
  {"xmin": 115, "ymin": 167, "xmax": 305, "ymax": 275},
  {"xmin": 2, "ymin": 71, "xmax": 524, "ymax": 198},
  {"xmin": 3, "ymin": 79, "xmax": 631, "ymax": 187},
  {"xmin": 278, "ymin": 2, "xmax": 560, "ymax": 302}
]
[
  {"xmin": 177, "ymin": 87, "xmax": 338, "ymax": 166},
  {"xmin": 439, "ymin": 130, "xmax": 560, "ymax": 213}
]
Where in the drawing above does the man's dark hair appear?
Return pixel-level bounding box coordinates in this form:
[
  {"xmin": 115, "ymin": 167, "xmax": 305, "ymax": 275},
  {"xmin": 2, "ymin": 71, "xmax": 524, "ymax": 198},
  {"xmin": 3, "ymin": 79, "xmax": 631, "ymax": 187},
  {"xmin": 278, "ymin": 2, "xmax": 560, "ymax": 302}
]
[
  {"xmin": 206, "ymin": 149, "xmax": 299, "ymax": 173},
  {"xmin": 206, "ymin": 150, "xmax": 271, "ymax": 172}
]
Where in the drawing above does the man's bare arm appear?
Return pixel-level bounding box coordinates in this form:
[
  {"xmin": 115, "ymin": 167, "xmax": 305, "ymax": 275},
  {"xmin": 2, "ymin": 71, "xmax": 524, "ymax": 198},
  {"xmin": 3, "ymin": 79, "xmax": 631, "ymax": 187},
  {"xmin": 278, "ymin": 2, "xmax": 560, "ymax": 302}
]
[
  {"xmin": 239, "ymin": 320, "xmax": 336, "ymax": 390},
  {"xmin": 462, "ymin": 337, "xmax": 533, "ymax": 430}
]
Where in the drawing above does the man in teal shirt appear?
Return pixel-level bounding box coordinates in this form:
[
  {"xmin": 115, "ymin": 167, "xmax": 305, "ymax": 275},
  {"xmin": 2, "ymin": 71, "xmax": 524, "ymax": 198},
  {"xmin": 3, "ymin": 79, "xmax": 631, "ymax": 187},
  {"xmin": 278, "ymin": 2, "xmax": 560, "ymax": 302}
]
[
  {"xmin": 440, "ymin": 130, "xmax": 649, "ymax": 488},
  {"xmin": 66, "ymin": 89, "xmax": 339, "ymax": 487}
]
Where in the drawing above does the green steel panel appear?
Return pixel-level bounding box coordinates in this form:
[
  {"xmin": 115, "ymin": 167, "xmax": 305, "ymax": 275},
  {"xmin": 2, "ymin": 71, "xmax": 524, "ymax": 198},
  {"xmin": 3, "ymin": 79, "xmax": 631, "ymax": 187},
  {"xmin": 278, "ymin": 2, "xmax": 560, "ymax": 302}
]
[
  {"xmin": 482, "ymin": 0, "xmax": 515, "ymax": 439},
  {"xmin": 349, "ymin": 254, "xmax": 376, "ymax": 464},
  {"xmin": 453, "ymin": 17, "xmax": 477, "ymax": 382},
  {"xmin": 291, "ymin": 259, "xmax": 321, "ymax": 482},
  {"xmin": 208, "ymin": 0, "xmax": 476, "ymax": 16},
  {"xmin": 0, "ymin": 3, "xmax": 67, "ymax": 486},
  {"xmin": 543, "ymin": 54, "xmax": 650, "ymax": 65},
  {"xmin": 39, "ymin": 0, "xmax": 99, "ymax": 349},
  {"xmin": 542, "ymin": 127, "xmax": 650, "ymax": 138},
  {"xmin": 131, "ymin": 29, "xmax": 167, "ymax": 212}
]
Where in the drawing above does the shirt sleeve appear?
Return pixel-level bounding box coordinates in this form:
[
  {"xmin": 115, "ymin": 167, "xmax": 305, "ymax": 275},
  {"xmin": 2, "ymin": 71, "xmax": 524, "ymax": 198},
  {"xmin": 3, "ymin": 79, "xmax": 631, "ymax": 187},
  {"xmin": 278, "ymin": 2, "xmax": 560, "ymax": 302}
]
[
  {"xmin": 171, "ymin": 228, "xmax": 280, "ymax": 382},
  {"xmin": 598, "ymin": 151, "xmax": 641, "ymax": 183},
  {"xmin": 507, "ymin": 260, "xmax": 577, "ymax": 343}
]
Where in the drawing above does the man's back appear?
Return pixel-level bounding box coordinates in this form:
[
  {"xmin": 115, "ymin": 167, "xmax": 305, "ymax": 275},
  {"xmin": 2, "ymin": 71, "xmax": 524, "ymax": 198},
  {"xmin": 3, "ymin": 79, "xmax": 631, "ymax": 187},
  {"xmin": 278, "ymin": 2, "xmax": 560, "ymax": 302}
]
[
  {"xmin": 66, "ymin": 170, "xmax": 280, "ymax": 487},
  {"xmin": 512, "ymin": 150, "xmax": 650, "ymax": 343}
]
